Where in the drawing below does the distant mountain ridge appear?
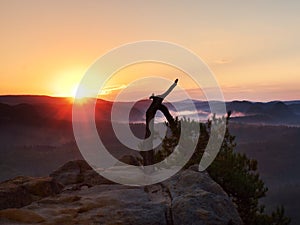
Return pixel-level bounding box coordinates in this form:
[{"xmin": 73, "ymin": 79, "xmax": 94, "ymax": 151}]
[{"xmin": 0, "ymin": 95, "xmax": 300, "ymax": 126}]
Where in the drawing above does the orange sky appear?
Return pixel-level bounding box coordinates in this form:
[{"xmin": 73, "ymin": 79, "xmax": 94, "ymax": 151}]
[{"xmin": 1, "ymin": 0, "xmax": 300, "ymax": 101}]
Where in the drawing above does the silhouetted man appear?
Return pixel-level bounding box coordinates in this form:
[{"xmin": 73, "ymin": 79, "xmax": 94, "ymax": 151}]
[{"xmin": 142, "ymin": 79, "xmax": 178, "ymax": 166}]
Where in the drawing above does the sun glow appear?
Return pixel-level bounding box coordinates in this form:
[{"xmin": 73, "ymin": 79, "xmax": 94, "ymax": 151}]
[
  {"xmin": 71, "ymin": 83, "xmax": 117, "ymax": 105},
  {"xmin": 51, "ymin": 66, "xmax": 87, "ymax": 98},
  {"xmin": 71, "ymin": 85, "xmax": 93, "ymax": 105}
]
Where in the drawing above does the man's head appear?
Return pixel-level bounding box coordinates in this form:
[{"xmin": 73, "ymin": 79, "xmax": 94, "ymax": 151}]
[{"xmin": 149, "ymin": 93, "xmax": 155, "ymax": 99}]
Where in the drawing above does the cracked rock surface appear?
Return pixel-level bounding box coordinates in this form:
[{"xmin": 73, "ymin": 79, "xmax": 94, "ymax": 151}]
[{"xmin": 0, "ymin": 160, "xmax": 242, "ymax": 225}]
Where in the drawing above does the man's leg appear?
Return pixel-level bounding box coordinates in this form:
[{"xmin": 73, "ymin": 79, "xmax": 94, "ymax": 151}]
[
  {"xmin": 158, "ymin": 104, "xmax": 176, "ymax": 129},
  {"xmin": 142, "ymin": 108, "xmax": 156, "ymax": 166}
]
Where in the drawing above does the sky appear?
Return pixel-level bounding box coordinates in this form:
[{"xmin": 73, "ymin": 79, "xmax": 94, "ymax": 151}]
[{"xmin": 1, "ymin": 0, "xmax": 300, "ymax": 101}]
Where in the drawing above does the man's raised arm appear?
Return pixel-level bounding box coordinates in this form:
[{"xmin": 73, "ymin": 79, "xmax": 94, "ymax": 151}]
[{"xmin": 157, "ymin": 79, "xmax": 178, "ymax": 99}]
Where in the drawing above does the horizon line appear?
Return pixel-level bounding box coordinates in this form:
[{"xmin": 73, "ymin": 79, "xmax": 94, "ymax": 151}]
[{"xmin": 0, "ymin": 94, "xmax": 299, "ymax": 104}]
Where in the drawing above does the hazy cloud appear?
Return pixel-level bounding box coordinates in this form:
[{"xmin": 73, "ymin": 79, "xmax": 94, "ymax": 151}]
[
  {"xmin": 212, "ymin": 58, "xmax": 233, "ymax": 65},
  {"xmin": 98, "ymin": 84, "xmax": 127, "ymax": 96}
]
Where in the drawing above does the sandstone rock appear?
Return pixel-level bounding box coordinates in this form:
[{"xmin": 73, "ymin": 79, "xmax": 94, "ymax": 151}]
[
  {"xmin": 0, "ymin": 178, "xmax": 32, "ymax": 210},
  {"xmin": 50, "ymin": 160, "xmax": 113, "ymax": 186},
  {"xmin": 0, "ymin": 161, "xmax": 243, "ymax": 225},
  {"xmin": 163, "ymin": 169, "xmax": 227, "ymax": 197},
  {"xmin": 172, "ymin": 193, "xmax": 240, "ymax": 225},
  {"xmin": 162, "ymin": 169, "xmax": 242, "ymax": 225},
  {"xmin": 49, "ymin": 160, "xmax": 90, "ymax": 185},
  {"xmin": 0, "ymin": 176, "xmax": 63, "ymax": 210},
  {"xmin": 0, "ymin": 208, "xmax": 45, "ymax": 223},
  {"xmin": 22, "ymin": 177, "xmax": 63, "ymax": 197}
]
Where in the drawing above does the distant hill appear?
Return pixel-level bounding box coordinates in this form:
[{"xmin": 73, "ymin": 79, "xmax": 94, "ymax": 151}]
[
  {"xmin": 0, "ymin": 95, "xmax": 70, "ymax": 105},
  {"xmin": 225, "ymin": 100, "xmax": 300, "ymax": 125},
  {"xmin": 0, "ymin": 95, "xmax": 300, "ymax": 126}
]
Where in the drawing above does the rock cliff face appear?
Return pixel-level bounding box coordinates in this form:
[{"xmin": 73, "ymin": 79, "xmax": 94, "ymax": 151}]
[
  {"xmin": 0, "ymin": 176, "xmax": 63, "ymax": 210},
  {"xmin": 0, "ymin": 160, "xmax": 242, "ymax": 225}
]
